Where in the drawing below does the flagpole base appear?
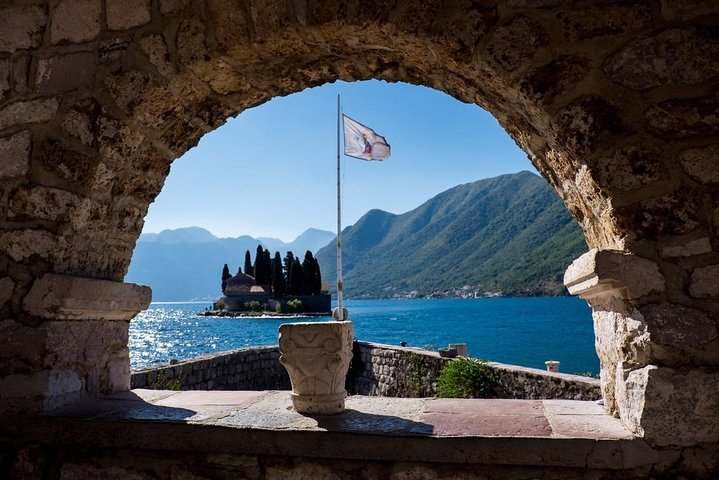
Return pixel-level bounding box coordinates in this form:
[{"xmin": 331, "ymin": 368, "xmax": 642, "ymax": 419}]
[{"xmin": 332, "ymin": 307, "xmax": 349, "ymax": 321}]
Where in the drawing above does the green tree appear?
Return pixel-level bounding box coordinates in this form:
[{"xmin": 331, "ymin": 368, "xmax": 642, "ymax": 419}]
[
  {"xmin": 283, "ymin": 252, "xmax": 295, "ymax": 292},
  {"xmin": 272, "ymin": 251, "xmax": 286, "ymax": 294},
  {"xmin": 302, "ymin": 251, "xmax": 320, "ymax": 295},
  {"xmin": 221, "ymin": 263, "xmax": 232, "ymax": 293},
  {"xmin": 290, "ymin": 257, "xmax": 305, "ymax": 295},
  {"xmin": 244, "ymin": 250, "xmax": 253, "ymax": 278},
  {"xmin": 263, "ymin": 249, "xmax": 272, "ymax": 283},
  {"xmin": 312, "ymin": 257, "xmax": 322, "ymax": 294},
  {"xmin": 253, "ymin": 245, "xmax": 269, "ymax": 284}
]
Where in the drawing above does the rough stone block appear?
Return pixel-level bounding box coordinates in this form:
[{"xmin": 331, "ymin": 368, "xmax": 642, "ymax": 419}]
[
  {"xmin": 176, "ymin": 19, "xmax": 207, "ymax": 65},
  {"xmin": 50, "ymin": 0, "xmax": 101, "ymax": 44},
  {"xmin": 0, "ymin": 5, "xmax": 47, "ymax": 53},
  {"xmin": 660, "ymin": 237, "xmax": 712, "ymax": 258},
  {"xmin": 486, "ymin": 16, "xmax": 546, "ymax": 73},
  {"xmin": 616, "ymin": 365, "xmax": 719, "ymax": 446},
  {"xmin": 208, "ymin": 0, "xmax": 250, "ymax": 51},
  {"xmin": 638, "ymin": 303, "xmax": 719, "ymax": 364},
  {"xmin": 9, "ymin": 185, "xmax": 79, "ymax": 222},
  {"xmin": 159, "ymin": 0, "xmax": 190, "ymax": 15},
  {"xmin": 564, "ymin": 249, "xmax": 665, "ymax": 303},
  {"xmin": 62, "ymin": 109, "xmax": 95, "ymax": 146},
  {"xmin": 558, "ymin": 3, "xmax": 651, "ymax": 41},
  {"xmin": 12, "ymin": 53, "xmax": 30, "ymax": 95},
  {"xmin": 0, "ymin": 58, "xmax": 9, "ymax": 99},
  {"xmin": 0, "ymin": 229, "xmax": 63, "ymax": 263},
  {"xmin": 661, "ymin": 0, "xmax": 719, "ymax": 21},
  {"xmin": 689, "ymin": 264, "xmax": 719, "ymax": 298},
  {"xmin": 605, "ymin": 29, "xmax": 719, "ymax": 90},
  {"xmin": 23, "ymin": 273, "xmax": 151, "ymax": 321},
  {"xmin": 36, "ymin": 51, "xmax": 95, "ymax": 94},
  {"xmin": 680, "ymin": 144, "xmax": 719, "ymax": 184},
  {"xmin": 520, "ymin": 55, "xmax": 589, "ymax": 107},
  {"xmin": 139, "ymin": 35, "xmax": 174, "ymax": 76},
  {"xmin": 0, "ymin": 131, "xmax": 31, "ymax": 178},
  {"xmin": 646, "ymin": 95, "xmax": 719, "ymax": 139},
  {"xmin": 595, "ymin": 145, "xmax": 664, "ymax": 192},
  {"xmin": 0, "ymin": 98, "xmax": 59, "ymax": 130},
  {"xmin": 106, "ymin": 0, "xmax": 151, "ymax": 30},
  {"xmin": 0, "ymin": 277, "xmax": 14, "ymax": 309}
]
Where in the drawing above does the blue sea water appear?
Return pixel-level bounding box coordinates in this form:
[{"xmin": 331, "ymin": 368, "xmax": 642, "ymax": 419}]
[{"xmin": 129, "ymin": 297, "xmax": 599, "ymax": 375}]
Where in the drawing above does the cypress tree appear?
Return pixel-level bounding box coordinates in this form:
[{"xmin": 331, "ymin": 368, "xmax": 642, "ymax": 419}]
[
  {"xmin": 312, "ymin": 257, "xmax": 322, "ymax": 294},
  {"xmin": 253, "ymin": 245, "xmax": 266, "ymax": 284},
  {"xmin": 283, "ymin": 252, "xmax": 295, "ymax": 293},
  {"xmin": 272, "ymin": 251, "xmax": 286, "ymax": 294},
  {"xmin": 244, "ymin": 250, "xmax": 253, "ymax": 278},
  {"xmin": 290, "ymin": 257, "xmax": 305, "ymax": 295},
  {"xmin": 263, "ymin": 249, "xmax": 271, "ymax": 283},
  {"xmin": 302, "ymin": 251, "xmax": 315, "ymax": 295},
  {"xmin": 221, "ymin": 263, "xmax": 232, "ymax": 293}
]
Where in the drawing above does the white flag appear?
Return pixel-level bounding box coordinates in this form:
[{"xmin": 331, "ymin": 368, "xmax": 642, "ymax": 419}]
[{"xmin": 342, "ymin": 115, "xmax": 391, "ymax": 161}]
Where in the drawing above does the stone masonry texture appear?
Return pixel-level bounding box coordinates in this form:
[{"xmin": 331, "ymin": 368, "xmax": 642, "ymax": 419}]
[{"xmin": 0, "ymin": 0, "xmax": 718, "ymax": 478}]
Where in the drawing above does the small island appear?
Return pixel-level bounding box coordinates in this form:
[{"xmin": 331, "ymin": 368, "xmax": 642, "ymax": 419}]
[{"xmin": 202, "ymin": 245, "xmax": 331, "ymax": 316}]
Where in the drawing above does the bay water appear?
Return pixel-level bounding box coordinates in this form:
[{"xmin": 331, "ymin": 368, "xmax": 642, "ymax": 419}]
[{"xmin": 130, "ymin": 297, "xmax": 599, "ymax": 375}]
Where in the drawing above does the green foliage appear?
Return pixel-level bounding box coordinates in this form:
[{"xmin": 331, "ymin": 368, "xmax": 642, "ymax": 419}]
[
  {"xmin": 288, "ymin": 257, "xmax": 304, "ymax": 295},
  {"xmin": 406, "ymin": 353, "xmax": 433, "ymax": 397},
  {"xmin": 285, "ymin": 298, "xmax": 303, "ymax": 313},
  {"xmin": 221, "ymin": 263, "xmax": 232, "ymax": 293},
  {"xmin": 148, "ymin": 370, "xmax": 183, "ymax": 390},
  {"xmin": 272, "ymin": 251, "xmax": 286, "ymax": 294},
  {"xmin": 214, "ymin": 297, "xmax": 225, "ymax": 310},
  {"xmin": 274, "ymin": 302, "xmax": 283, "ymax": 313},
  {"xmin": 315, "ymin": 172, "xmax": 587, "ymax": 298},
  {"xmin": 243, "ymin": 300, "xmax": 262, "ymax": 311},
  {"xmin": 573, "ymin": 371, "xmax": 599, "ymax": 378},
  {"xmin": 244, "ymin": 250, "xmax": 253, "ymax": 277},
  {"xmin": 437, "ymin": 357, "xmax": 497, "ymax": 399}
]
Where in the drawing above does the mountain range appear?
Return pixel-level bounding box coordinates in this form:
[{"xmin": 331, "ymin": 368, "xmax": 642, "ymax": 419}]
[
  {"xmin": 316, "ymin": 171, "xmax": 587, "ymax": 298},
  {"xmin": 125, "ymin": 227, "xmax": 335, "ymax": 301},
  {"xmin": 125, "ymin": 171, "xmax": 587, "ymax": 301}
]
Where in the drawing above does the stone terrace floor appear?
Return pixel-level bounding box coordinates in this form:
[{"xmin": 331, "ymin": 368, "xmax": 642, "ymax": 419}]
[{"xmin": 28, "ymin": 390, "xmax": 658, "ymax": 471}]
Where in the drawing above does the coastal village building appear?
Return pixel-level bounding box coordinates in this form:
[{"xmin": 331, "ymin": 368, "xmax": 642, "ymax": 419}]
[{"xmin": 0, "ymin": 1, "xmax": 718, "ymax": 478}]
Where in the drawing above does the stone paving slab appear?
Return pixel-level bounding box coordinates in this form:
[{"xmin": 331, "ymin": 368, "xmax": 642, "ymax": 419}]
[
  {"xmin": 25, "ymin": 390, "xmax": 659, "ymax": 470},
  {"xmin": 45, "ymin": 391, "xmax": 634, "ymax": 441}
]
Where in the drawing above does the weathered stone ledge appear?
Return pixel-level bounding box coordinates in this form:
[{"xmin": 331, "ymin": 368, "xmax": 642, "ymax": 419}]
[{"xmin": 17, "ymin": 390, "xmax": 653, "ymax": 471}]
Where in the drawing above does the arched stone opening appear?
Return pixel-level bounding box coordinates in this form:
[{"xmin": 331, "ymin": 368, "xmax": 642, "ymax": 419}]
[{"xmin": 1, "ymin": 0, "xmax": 717, "ymax": 457}]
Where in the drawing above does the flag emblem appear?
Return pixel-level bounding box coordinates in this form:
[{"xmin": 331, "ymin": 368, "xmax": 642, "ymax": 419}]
[{"xmin": 342, "ymin": 115, "xmax": 391, "ymax": 161}]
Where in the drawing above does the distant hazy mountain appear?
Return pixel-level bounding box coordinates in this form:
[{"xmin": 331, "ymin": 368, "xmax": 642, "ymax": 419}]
[
  {"xmin": 125, "ymin": 227, "xmax": 334, "ymax": 302},
  {"xmin": 257, "ymin": 228, "xmax": 336, "ymax": 256},
  {"xmin": 316, "ymin": 171, "xmax": 587, "ymax": 298}
]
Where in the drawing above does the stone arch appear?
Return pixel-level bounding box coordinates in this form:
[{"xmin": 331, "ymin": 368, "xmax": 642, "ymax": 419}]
[{"xmin": 1, "ymin": 0, "xmax": 718, "ymax": 453}]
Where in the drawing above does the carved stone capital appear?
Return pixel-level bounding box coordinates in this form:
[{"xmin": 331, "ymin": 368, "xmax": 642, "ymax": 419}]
[
  {"xmin": 22, "ymin": 273, "xmax": 152, "ymax": 321},
  {"xmin": 564, "ymin": 249, "xmax": 665, "ymax": 304},
  {"xmin": 279, "ymin": 321, "xmax": 353, "ymax": 415}
]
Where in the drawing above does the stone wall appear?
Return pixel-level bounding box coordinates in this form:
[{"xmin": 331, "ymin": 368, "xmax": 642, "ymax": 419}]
[
  {"xmin": 349, "ymin": 342, "xmax": 601, "ymax": 400},
  {"xmin": 131, "ymin": 341, "xmax": 600, "ymax": 401},
  {"xmin": 1, "ymin": 0, "xmax": 718, "ymax": 457},
  {"xmin": 131, "ymin": 346, "xmax": 290, "ymax": 391}
]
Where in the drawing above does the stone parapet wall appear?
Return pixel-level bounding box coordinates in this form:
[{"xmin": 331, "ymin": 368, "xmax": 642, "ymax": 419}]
[
  {"xmin": 349, "ymin": 342, "xmax": 601, "ymax": 401},
  {"xmin": 131, "ymin": 341, "xmax": 600, "ymax": 401},
  {"xmin": 131, "ymin": 346, "xmax": 290, "ymax": 391}
]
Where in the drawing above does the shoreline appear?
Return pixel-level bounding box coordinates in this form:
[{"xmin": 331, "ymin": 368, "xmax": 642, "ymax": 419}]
[{"xmin": 199, "ymin": 310, "xmax": 330, "ymax": 318}]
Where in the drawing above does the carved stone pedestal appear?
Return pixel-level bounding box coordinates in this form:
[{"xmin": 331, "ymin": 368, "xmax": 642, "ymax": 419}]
[{"xmin": 278, "ymin": 321, "xmax": 353, "ymax": 415}]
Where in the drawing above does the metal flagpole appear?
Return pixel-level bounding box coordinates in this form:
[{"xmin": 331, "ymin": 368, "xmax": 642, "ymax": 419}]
[{"xmin": 336, "ymin": 94, "xmax": 344, "ymax": 321}]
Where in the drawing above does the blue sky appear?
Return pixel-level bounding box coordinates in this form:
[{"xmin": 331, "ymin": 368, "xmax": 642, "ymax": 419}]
[{"xmin": 142, "ymin": 80, "xmax": 535, "ymax": 241}]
